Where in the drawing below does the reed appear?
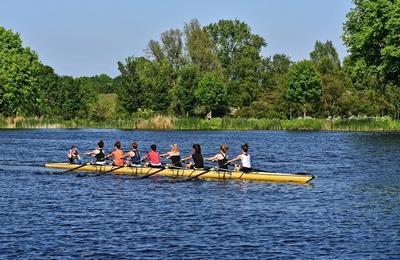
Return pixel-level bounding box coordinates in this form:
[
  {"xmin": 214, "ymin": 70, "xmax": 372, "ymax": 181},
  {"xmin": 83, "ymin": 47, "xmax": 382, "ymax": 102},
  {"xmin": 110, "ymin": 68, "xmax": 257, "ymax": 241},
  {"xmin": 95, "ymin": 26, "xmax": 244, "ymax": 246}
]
[{"xmin": 1, "ymin": 115, "xmax": 400, "ymax": 131}]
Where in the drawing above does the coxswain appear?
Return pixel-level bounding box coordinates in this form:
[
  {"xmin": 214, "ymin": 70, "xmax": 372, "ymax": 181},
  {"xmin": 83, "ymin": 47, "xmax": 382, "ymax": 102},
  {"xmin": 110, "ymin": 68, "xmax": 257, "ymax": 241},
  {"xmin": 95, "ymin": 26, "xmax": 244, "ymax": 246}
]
[
  {"xmin": 161, "ymin": 144, "xmax": 182, "ymax": 167},
  {"xmin": 85, "ymin": 140, "xmax": 106, "ymax": 165},
  {"xmin": 227, "ymin": 143, "xmax": 252, "ymax": 173},
  {"xmin": 68, "ymin": 145, "xmax": 82, "ymax": 164},
  {"xmin": 107, "ymin": 141, "xmax": 124, "ymax": 166},
  {"xmin": 205, "ymin": 144, "xmax": 229, "ymax": 169},
  {"xmin": 123, "ymin": 142, "xmax": 141, "ymax": 166},
  {"xmin": 182, "ymin": 144, "xmax": 204, "ymax": 169},
  {"xmin": 143, "ymin": 144, "xmax": 162, "ymax": 167}
]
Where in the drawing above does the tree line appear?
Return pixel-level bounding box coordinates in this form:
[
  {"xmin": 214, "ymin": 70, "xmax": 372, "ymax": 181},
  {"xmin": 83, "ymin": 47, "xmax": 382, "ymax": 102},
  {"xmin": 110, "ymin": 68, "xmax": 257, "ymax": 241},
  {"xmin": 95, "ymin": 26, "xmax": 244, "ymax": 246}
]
[{"xmin": 1, "ymin": 0, "xmax": 399, "ymax": 120}]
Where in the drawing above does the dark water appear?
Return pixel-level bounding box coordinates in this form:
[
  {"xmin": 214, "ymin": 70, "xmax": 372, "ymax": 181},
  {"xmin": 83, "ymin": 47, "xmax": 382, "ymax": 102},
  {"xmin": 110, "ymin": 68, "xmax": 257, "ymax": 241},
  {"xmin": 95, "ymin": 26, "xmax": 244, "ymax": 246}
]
[{"xmin": 0, "ymin": 129, "xmax": 399, "ymax": 259}]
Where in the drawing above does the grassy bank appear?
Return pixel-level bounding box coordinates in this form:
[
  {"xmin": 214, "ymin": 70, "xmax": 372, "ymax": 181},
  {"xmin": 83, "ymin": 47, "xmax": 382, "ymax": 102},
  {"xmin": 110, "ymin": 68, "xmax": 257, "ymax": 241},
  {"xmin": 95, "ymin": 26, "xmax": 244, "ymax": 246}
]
[{"xmin": 1, "ymin": 116, "xmax": 400, "ymax": 131}]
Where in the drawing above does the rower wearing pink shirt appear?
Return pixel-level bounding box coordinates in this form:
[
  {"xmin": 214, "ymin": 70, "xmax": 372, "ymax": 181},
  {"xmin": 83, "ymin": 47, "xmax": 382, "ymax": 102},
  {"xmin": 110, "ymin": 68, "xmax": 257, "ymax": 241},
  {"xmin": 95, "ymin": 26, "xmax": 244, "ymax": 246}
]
[{"xmin": 143, "ymin": 144, "xmax": 162, "ymax": 167}]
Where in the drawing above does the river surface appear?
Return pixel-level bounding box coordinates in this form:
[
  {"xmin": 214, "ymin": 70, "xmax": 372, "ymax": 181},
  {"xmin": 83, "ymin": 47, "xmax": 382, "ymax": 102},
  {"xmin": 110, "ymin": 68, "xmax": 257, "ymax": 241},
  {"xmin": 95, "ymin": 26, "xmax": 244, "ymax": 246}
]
[{"xmin": 0, "ymin": 129, "xmax": 399, "ymax": 259}]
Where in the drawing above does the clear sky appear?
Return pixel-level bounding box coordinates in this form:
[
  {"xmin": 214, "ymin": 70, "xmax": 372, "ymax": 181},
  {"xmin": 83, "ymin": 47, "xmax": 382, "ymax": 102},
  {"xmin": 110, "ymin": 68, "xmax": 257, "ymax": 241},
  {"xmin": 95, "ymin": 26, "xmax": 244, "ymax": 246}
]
[{"xmin": 0, "ymin": 0, "xmax": 354, "ymax": 77}]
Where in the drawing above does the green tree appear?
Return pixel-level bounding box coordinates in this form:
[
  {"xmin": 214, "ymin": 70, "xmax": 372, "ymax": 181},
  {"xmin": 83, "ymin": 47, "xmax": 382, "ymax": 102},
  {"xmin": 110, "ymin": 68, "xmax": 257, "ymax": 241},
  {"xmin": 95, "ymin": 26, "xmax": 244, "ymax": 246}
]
[
  {"xmin": 161, "ymin": 29, "xmax": 184, "ymax": 69},
  {"xmin": 343, "ymin": 0, "xmax": 400, "ymax": 86},
  {"xmin": 205, "ymin": 19, "xmax": 266, "ymax": 70},
  {"xmin": 205, "ymin": 19, "xmax": 267, "ymax": 107},
  {"xmin": 144, "ymin": 60, "xmax": 174, "ymax": 113},
  {"xmin": 285, "ymin": 60, "xmax": 322, "ymax": 118},
  {"xmin": 310, "ymin": 40, "xmax": 341, "ymax": 75},
  {"xmin": 36, "ymin": 65, "xmax": 60, "ymax": 116},
  {"xmin": 320, "ymin": 74, "xmax": 344, "ymax": 117},
  {"xmin": 194, "ymin": 72, "xmax": 227, "ymax": 116},
  {"xmin": 385, "ymin": 84, "xmax": 400, "ymax": 119},
  {"xmin": 172, "ymin": 64, "xmax": 200, "ymax": 115},
  {"xmin": 117, "ymin": 56, "xmax": 146, "ymax": 113},
  {"xmin": 184, "ymin": 19, "xmax": 221, "ymax": 72},
  {"xmin": 146, "ymin": 40, "xmax": 165, "ymax": 62},
  {"xmin": 0, "ymin": 26, "xmax": 42, "ymax": 116}
]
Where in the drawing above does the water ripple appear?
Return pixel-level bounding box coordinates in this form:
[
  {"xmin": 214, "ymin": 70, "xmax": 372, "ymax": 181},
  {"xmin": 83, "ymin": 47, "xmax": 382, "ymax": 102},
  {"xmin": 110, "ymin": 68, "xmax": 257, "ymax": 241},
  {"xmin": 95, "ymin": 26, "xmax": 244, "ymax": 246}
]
[{"xmin": 0, "ymin": 130, "xmax": 399, "ymax": 258}]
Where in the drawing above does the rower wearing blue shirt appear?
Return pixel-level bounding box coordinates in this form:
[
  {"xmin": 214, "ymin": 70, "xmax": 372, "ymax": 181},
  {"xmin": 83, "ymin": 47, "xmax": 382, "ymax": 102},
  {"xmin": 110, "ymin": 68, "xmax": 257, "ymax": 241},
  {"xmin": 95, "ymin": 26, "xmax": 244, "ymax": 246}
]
[{"xmin": 123, "ymin": 142, "xmax": 141, "ymax": 166}]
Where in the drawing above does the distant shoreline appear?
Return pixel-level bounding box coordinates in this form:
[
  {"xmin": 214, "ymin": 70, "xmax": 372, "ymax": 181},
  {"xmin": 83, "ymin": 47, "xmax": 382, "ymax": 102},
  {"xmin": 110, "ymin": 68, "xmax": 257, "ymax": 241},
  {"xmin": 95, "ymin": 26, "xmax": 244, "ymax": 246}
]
[{"xmin": 1, "ymin": 116, "xmax": 400, "ymax": 132}]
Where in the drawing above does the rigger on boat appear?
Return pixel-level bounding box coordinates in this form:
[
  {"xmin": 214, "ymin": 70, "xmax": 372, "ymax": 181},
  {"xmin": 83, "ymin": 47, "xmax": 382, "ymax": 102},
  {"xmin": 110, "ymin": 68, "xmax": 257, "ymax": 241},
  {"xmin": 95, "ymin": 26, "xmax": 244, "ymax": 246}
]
[{"xmin": 44, "ymin": 141, "xmax": 315, "ymax": 184}]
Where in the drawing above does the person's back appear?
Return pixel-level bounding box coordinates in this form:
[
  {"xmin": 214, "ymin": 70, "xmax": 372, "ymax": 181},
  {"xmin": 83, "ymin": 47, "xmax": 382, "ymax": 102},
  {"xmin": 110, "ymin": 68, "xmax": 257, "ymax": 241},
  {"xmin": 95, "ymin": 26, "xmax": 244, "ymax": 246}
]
[
  {"xmin": 191, "ymin": 144, "xmax": 204, "ymax": 169},
  {"xmin": 144, "ymin": 144, "xmax": 161, "ymax": 167},
  {"xmin": 192, "ymin": 153, "xmax": 204, "ymax": 169},
  {"xmin": 111, "ymin": 141, "xmax": 124, "ymax": 166},
  {"xmin": 130, "ymin": 142, "xmax": 141, "ymax": 165},
  {"xmin": 166, "ymin": 144, "xmax": 181, "ymax": 167}
]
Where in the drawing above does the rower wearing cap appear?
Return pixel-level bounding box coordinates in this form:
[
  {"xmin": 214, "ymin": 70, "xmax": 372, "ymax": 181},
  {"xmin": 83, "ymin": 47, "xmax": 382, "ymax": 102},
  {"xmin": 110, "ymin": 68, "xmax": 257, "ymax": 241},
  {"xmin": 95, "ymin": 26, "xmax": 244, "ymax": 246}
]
[
  {"xmin": 227, "ymin": 143, "xmax": 252, "ymax": 173},
  {"xmin": 161, "ymin": 144, "xmax": 182, "ymax": 167},
  {"xmin": 205, "ymin": 144, "xmax": 229, "ymax": 169},
  {"xmin": 143, "ymin": 144, "xmax": 162, "ymax": 167},
  {"xmin": 182, "ymin": 144, "xmax": 204, "ymax": 169}
]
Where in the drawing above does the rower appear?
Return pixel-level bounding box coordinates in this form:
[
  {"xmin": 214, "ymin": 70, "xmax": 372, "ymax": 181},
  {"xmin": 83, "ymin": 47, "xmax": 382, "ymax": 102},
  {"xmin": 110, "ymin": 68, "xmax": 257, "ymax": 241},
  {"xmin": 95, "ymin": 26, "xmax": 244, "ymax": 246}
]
[
  {"xmin": 227, "ymin": 143, "xmax": 252, "ymax": 173},
  {"xmin": 123, "ymin": 142, "xmax": 141, "ymax": 166},
  {"xmin": 161, "ymin": 144, "xmax": 182, "ymax": 167},
  {"xmin": 107, "ymin": 141, "xmax": 124, "ymax": 166},
  {"xmin": 85, "ymin": 140, "xmax": 106, "ymax": 165},
  {"xmin": 67, "ymin": 145, "xmax": 82, "ymax": 164},
  {"xmin": 143, "ymin": 144, "xmax": 162, "ymax": 168},
  {"xmin": 182, "ymin": 144, "xmax": 204, "ymax": 169},
  {"xmin": 205, "ymin": 144, "xmax": 229, "ymax": 169}
]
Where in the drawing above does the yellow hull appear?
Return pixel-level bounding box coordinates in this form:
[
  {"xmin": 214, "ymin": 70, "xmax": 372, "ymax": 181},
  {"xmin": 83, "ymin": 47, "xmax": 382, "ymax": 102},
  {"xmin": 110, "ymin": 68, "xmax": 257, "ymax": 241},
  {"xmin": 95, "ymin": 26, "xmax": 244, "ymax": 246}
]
[{"xmin": 44, "ymin": 163, "xmax": 314, "ymax": 183}]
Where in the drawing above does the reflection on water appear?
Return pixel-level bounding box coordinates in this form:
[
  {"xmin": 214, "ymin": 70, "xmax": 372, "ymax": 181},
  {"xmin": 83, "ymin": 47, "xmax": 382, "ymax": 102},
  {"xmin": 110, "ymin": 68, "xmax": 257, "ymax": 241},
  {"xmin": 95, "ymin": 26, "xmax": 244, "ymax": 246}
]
[{"xmin": 0, "ymin": 129, "xmax": 399, "ymax": 258}]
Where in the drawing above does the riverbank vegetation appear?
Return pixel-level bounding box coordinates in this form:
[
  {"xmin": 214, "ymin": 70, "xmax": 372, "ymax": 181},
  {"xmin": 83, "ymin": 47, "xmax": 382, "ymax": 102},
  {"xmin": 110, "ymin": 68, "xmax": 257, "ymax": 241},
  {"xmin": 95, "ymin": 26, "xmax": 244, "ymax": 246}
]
[
  {"xmin": 1, "ymin": 0, "xmax": 399, "ymax": 131},
  {"xmin": 1, "ymin": 115, "xmax": 400, "ymax": 132}
]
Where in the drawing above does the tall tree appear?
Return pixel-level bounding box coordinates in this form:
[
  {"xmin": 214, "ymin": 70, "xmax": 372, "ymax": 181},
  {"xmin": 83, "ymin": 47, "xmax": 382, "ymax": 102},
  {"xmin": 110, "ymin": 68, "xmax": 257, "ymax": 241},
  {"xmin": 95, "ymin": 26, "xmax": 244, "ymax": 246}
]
[
  {"xmin": 172, "ymin": 64, "xmax": 200, "ymax": 115},
  {"xmin": 343, "ymin": 0, "xmax": 400, "ymax": 86},
  {"xmin": 194, "ymin": 72, "xmax": 227, "ymax": 116},
  {"xmin": 205, "ymin": 19, "xmax": 266, "ymax": 107},
  {"xmin": 310, "ymin": 40, "xmax": 341, "ymax": 75},
  {"xmin": 184, "ymin": 19, "xmax": 221, "ymax": 72},
  {"xmin": 117, "ymin": 56, "xmax": 146, "ymax": 113},
  {"xmin": 206, "ymin": 19, "xmax": 266, "ymax": 71},
  {"xmin": 161, "ymin": 29, "xmax": 184, "ymax": 68},
  {"xmin": 0, "ymin": 26, "xmax": 42, "ymax": 116},
  {"xmin": 146, "ymin": 40, "xmax": 165, "ymax": 62},
  {"xmin": 285, "ymin": 60, "xmax": 322, "ymax": 118}
]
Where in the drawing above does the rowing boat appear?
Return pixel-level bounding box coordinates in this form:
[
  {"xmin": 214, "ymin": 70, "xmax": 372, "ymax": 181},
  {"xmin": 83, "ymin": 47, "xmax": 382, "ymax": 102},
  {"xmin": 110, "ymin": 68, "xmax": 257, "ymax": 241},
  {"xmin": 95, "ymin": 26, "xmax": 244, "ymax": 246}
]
[{"xmin": 44, "ymin": 163, "xmax": 315, "ymax": 183}]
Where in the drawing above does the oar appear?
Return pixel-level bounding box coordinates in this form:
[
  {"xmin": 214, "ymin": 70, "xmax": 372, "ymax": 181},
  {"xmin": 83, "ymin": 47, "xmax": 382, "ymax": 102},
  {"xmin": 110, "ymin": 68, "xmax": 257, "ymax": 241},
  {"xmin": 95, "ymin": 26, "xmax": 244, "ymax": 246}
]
[
  {"xmin": 54, "ymin": 162, "xmax": 89, "ymax": 174},
  {"xmin": 78, "ymin": 165, "xmax": 125, "ymax": 177},
  {"xmin": 182, "ymin": 167, "xmax": 214, "ymax": 181},
  {"xmin": 137, "ymin": 166, "xmax": 167, "ymax": 179},
  {"xmin": 137, "ymin": 157, "xmax": 187, "ymax": 179}
]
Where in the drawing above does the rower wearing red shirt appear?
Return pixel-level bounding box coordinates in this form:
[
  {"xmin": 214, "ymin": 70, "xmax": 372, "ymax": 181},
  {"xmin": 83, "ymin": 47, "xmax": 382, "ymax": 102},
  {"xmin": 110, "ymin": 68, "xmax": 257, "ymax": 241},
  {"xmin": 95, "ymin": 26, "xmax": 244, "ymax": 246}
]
[{"xmin": 143, "ymin": 144, "xmax": 162, "ymax": 168}]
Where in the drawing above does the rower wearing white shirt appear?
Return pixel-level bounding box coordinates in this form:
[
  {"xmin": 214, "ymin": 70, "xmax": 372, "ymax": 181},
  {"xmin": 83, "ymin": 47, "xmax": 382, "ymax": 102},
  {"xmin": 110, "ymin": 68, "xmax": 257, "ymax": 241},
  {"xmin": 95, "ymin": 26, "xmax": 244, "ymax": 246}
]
[{"xmin": 227, "ymin": 143, "xmax": 252, "ymax": 173}]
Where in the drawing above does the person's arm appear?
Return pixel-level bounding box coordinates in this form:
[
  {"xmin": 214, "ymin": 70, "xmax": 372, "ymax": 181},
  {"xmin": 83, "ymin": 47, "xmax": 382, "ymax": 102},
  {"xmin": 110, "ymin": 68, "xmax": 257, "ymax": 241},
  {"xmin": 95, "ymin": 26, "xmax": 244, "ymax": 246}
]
[
  {"xmin": 142, "ymin": 153, "xmax": 149, "ymax": 162},
  {"xmin": 106, "ymin": 151, "xmax": 114, "ymax": 159},
  {"xmin": 160, "ymin": 152, "xmax": 170, "ymax": 158},
  {"xmin": 205, "ymin": 154, "xmax": 220, "ymax": 161},
  {"xmin": 227, "ymin": 154, "xmax": 241, "ymax": 164},
  {"xmin": 85, "ymin": 149, "xmax": 96, "ymax": 156},
  {"xmin": 122, "ymin": 151, "xmax": 133, "ymax": 159},
  {"xmin": 182, "ymin": 155, "xmax": 192, "ymax": 161}
]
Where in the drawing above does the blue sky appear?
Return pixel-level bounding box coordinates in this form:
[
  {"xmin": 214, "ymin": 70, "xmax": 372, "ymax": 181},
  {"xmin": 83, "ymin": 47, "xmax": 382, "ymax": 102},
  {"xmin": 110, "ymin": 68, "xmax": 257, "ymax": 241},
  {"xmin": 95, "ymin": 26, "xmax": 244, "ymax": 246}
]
[{"xmin": 0, "ymin": 0, "xmax": 354, "ymax": 77}]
